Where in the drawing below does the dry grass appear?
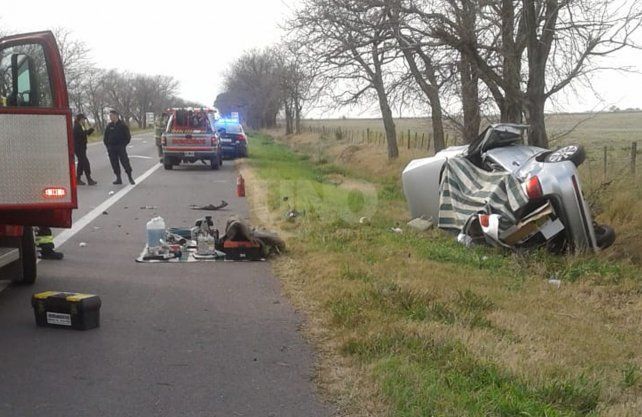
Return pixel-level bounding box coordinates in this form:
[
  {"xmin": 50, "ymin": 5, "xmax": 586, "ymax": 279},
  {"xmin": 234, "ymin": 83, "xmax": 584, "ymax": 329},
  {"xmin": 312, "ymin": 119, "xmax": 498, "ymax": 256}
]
[{"xmin": 242, "ymin": 130, "xmax": 642, "ymax": 417}]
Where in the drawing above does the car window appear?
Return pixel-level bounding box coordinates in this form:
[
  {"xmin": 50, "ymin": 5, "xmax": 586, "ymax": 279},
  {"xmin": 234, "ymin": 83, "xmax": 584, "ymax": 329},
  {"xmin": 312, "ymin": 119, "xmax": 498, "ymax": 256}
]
[{"xmin": 0, "ymin": 43, "xmax": 54, "ymax": 108}]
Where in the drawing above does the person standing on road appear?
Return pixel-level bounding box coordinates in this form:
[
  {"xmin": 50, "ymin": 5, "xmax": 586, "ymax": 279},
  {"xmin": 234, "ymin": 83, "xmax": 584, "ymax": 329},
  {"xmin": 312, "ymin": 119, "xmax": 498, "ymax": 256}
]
[
  {"xmin": 103, "ymin": 109, "xmax": 135, "ymax": 185},
  {"xmin": 73, "ymin": 113, "xmax": 97, "ymax": 186}
]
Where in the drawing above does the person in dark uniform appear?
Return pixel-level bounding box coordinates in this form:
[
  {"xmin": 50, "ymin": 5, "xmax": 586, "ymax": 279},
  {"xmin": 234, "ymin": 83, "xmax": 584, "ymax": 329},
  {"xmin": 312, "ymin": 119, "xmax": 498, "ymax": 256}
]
[
  {"xmin": 73, "ymin": 113, "xmax": 97, "ymax": 185},
  {"xmin": 103, "ymin": 109, "xmax": 134, "ymax": 185}
]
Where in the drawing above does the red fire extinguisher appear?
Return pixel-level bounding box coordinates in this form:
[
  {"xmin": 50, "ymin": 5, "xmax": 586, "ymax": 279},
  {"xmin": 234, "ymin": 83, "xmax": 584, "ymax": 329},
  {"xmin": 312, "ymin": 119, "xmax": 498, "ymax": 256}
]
[{"xmin": 236, "ymin": 174, "xmax": 246, "ymax": 197}]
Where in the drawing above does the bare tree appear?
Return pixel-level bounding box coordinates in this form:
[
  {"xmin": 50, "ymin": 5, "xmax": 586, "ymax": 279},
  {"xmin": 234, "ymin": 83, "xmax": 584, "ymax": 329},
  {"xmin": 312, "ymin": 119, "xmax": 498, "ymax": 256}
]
[
  {"xmin": 131, "ymin": 75, "xmax": 179, "ymax": 128},
  {"xmin": 216, "ymin": 48, "xmax": 284, "ymax": 129},
  {"xmin": 52, "ymin": 27, "xmax": 93, "ymax": 113},
  {"xmin": 289, "ymin": 0, "xmax": 403, "ymax": 159}
]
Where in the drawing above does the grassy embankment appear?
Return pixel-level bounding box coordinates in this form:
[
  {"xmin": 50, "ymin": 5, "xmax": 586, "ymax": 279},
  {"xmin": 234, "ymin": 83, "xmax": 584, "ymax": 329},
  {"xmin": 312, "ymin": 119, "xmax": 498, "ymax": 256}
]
[{"xmin": 240, "ymin": 129, "xmax": 642, "ymax": 417}]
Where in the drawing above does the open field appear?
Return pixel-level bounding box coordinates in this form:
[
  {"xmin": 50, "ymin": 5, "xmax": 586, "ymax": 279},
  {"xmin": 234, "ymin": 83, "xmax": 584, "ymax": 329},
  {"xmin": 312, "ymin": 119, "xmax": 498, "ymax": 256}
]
[
  {"xmin": 302, "ymin": 112, "xmax": 642, "ymax": 180},
  {"xmin": 240, "ymin": 130, "xmax": 642, "ymax": 417}
]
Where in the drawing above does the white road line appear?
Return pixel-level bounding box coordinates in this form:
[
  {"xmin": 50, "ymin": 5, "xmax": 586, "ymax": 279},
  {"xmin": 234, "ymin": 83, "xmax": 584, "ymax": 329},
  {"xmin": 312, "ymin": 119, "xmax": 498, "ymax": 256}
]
[
  {"xmin": 53, "ymin": 163, "xmax": 162, "ymax": 249},
  {"xmin": 129, "ymin": 155, "xmax": 153, "ymax": 159}
]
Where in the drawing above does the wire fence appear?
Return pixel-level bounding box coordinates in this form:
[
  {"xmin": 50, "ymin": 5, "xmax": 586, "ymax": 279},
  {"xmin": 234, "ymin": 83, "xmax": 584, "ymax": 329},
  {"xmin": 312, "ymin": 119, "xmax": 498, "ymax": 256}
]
[{"xmin": 304, "ymin": 124, "xmax": 640, "ymax": 179}]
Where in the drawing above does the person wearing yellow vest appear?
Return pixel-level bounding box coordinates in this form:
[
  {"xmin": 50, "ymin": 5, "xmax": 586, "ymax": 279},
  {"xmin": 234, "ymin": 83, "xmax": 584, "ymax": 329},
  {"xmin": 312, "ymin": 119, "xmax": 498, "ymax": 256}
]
[{"xmin": 35, "ymin": 227, "xmax": 63, "ymax": 260}]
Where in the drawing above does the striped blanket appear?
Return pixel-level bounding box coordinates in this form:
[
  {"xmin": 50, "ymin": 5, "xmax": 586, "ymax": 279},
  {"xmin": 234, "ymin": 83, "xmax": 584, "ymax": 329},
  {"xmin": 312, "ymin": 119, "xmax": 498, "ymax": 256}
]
[{"xmin": 438, "ymin": 157, "xmax": 529, "ymax": 232}]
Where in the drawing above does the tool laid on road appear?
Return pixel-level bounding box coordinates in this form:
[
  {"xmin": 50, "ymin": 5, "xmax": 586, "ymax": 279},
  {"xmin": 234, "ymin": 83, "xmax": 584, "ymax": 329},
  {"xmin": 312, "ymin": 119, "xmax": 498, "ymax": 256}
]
[
  {"xmin": 189, "ymin": 200, "xmax": 228, "ymax": 211},
  {"xmin": 31, "ymin": 291, "xmax": 101, "ymax": 330},
  {"xmin": 136, "ymin": 215, "xmax": 285, "ymax": 263}
]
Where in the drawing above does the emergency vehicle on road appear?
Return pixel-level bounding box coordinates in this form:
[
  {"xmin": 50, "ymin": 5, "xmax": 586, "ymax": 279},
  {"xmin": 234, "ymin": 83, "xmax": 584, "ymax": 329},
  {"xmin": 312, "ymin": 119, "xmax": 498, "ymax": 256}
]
[
  {"xmin": 161, "ymin": 108, "xmax": 223, "ymax": 170},
  {"xmin": 0, "ymin": 31, "xmax": 76, "ymax": 284}
]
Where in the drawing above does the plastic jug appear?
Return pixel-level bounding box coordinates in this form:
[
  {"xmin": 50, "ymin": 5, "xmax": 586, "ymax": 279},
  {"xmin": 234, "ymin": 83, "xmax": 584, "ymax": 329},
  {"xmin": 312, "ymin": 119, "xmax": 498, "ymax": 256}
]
[{"xmin": 146, "ymin": 216, "xmax": 166, "ymax": 248}]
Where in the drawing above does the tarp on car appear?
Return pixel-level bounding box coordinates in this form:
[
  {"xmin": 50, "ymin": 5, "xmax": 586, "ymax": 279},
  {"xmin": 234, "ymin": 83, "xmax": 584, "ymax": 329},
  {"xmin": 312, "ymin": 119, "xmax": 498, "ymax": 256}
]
[{"xmin": 438, "ymin": 157, "xmax": 529, "ymax": 232}]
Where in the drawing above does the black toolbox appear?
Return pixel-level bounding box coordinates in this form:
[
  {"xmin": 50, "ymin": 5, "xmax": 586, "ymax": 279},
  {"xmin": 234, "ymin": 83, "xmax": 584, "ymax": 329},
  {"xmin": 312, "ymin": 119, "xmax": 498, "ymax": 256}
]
[{"xmin": 31, "ymin": 291, "xmax": 101, "ymax": 330}]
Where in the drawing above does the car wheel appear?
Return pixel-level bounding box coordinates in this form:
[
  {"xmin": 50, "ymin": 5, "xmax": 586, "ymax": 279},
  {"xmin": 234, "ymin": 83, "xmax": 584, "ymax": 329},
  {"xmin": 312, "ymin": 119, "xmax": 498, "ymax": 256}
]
[
  {"xmin": 210, "ymin": 157, "xmax": 220, "ymax": 170},
  {"xmin": 13, "ymin": 227, "xmax": 36, "ymax": 285},
  {"xmin": 544, "ymin": 144, "xmax": 586, "ymax": 166},
  {"xmin": 594, "ymin": 224, "xmax": 615, "ymax": 249}
]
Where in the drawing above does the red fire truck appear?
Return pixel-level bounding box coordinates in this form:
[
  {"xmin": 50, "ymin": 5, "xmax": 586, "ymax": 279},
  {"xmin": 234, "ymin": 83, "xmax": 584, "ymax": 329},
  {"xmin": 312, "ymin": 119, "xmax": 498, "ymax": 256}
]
[{"xmin": 0, "ymin": 31, "xmax": 77, "ymax": 284}]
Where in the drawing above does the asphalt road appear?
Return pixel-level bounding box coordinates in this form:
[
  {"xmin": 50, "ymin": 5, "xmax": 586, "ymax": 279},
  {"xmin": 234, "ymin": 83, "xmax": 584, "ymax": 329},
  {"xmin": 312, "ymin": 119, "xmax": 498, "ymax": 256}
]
[{"xmin": 0, "ymin": 133, "xmax": 333, "ymax": 417}]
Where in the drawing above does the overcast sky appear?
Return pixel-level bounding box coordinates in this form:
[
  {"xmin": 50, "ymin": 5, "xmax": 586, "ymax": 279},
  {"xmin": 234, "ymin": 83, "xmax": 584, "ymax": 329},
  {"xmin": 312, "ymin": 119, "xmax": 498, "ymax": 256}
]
[{"xmin": 2, "ymin": 0, "xmax": 641, "ymax": 117}]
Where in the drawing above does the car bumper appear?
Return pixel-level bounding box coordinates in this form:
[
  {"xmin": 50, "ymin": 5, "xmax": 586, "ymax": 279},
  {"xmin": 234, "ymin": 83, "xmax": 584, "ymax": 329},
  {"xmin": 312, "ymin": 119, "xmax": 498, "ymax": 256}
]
[
  {"xmin": 519, "ymin": 161, "xmax": 597, "ymax": 251},
  {"xmin": 221, "ymin": 143, "xmax": 247, "ymax": 158}
]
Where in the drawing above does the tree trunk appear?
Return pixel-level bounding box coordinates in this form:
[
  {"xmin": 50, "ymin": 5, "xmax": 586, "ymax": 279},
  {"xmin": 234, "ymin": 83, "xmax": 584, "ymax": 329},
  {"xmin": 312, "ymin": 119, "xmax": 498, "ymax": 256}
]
[
  {"xmin": 394, "ymin": 35, "xmax": 445, "ymax": 152},
  {"xmin": 500, "ymin": 0, "xmax": 523, "ymax": 123},
  {"xmin": 294, "ymin": 95, "xmax": 302, "ymax": 134},
  {"xmin": 374, "ymin": 80, "xmax": 398, "ymax": 160},
  {"xmin": 459, "ymin": 54, "xmax": 480, "ymax": 143}
]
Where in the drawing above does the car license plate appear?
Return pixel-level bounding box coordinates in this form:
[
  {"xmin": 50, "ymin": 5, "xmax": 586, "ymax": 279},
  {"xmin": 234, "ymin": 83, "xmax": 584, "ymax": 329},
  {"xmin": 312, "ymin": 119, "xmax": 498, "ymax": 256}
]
[
  {"xmin": 184, "ymin": 152, "xmax": 195, "ymax": 157},
  {"xmin": 220, "ymin": 138, "xmax": 232, "ymax": 143}
]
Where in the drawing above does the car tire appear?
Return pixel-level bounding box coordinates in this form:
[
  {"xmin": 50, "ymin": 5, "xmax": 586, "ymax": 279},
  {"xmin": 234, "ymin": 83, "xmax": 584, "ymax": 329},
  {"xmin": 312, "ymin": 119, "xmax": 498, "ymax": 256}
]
[
  {"xmin": 594, "ymin": 224, "xmax": 615, "ymax": 250},
  {"xmin": 210, "ymin": 157, "xmax": 220, "ymax": 170},
  {"xmin": 544, "ymin": 144, "xmax": 586, "ymax": 166},
  {"xmin": 13, "ymin": 227, "xmax": 36, "ymax": 285}
]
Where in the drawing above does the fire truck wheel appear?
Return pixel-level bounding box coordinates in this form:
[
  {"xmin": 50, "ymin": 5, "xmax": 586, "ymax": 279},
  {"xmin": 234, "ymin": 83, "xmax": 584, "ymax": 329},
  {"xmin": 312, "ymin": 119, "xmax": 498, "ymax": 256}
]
[
  {"xmin": 210, "ymin": 156, "xmax": 220, "ymax": 170},
  {"xmin": 15, "ymin": 227, "xmax": 37, "ymax": 285},
  {"xmin": 163, "ymin": 160, "xmax": 174, "ymax": 170}
]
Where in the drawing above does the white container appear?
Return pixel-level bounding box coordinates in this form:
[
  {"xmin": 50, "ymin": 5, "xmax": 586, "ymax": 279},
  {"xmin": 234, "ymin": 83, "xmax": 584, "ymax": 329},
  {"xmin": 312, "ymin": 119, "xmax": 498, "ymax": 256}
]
[
  {"xmin": 196, "ymin": 234, "xmax": 215, "ymax": 255},
  {"xmin": 146, "ymin": 216, "xmax": 166, "ymax": 248}
]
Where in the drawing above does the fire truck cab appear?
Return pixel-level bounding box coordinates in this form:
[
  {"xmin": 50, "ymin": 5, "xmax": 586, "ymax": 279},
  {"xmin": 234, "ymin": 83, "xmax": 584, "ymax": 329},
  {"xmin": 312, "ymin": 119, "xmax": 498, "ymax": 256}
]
[{"xmin": 0, "ymin": 31, "xmax": 77, "ymax": 284}]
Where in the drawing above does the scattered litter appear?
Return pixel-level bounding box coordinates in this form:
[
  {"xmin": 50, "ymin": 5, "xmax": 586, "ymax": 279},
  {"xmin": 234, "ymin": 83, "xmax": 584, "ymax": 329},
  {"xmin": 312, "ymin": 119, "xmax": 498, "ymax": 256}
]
[
  {"xmin": 391, "ymin": 227, "xmax": 403, "ymax": 234},
  {"xmin": 102, "ymin": 211, "xmax": 108, "ymax": 215},
  {"xmin": 359, "ymin": 217, "xmax": 369, "ymax": 224},
  {"xmin": 140, "ymin": 205, "xmax": 158, "ymax": 210},
  {"xmin": 189, "ymin": 201, "xmax": 228, "ymax": 211},
  {"xmin": 457, "ymin": 233, "xmax": 473, "ymax": 247},
  {"xmin": 548, "ymin": 277, "xmax": 562, "ymax": 288},
  {"xmin": 407, "ymin": 217, "xmax": 434, "ymax": 232},
  {"xmin": 108, "ymin": 191, "xmax": 115, "ymax": 196},
  {"xmin": 286, "ymin": 209, "xmax": 301, "ymax": 221},
  {"xmin": 79, "ymin": 242, "xmax": 87, "ymax": 247},
  {"xmin": 481, "ymin": 256, "xmax": 489, "ymax": 261}
]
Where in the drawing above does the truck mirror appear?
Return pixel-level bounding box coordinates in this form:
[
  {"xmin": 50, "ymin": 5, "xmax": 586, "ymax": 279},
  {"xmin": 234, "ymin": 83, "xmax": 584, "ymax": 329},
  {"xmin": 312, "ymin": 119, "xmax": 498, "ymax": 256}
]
[{"xmin": 10, "ymin": 53, "xmax": 38, "ymax": 106}]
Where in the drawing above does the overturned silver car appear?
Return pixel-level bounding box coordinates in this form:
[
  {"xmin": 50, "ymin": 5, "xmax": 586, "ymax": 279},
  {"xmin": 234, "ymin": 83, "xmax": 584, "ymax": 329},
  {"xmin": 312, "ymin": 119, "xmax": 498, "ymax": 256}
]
[{"xmin": 402, "ymin": 124, "xmax": 614, "ymax": 252}]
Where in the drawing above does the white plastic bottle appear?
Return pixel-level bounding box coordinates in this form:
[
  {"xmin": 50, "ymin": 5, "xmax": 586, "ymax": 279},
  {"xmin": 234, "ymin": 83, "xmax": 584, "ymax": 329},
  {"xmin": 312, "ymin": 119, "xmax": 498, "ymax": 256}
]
[{"xmin": 146, "ymin": 216, "xmax": 166, "ymax": 248}]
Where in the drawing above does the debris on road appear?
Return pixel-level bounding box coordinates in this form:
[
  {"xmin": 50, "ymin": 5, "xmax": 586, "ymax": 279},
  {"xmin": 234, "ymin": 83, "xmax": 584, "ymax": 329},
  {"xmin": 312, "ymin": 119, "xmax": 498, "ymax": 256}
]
[
  {"xmin": 189, "ymin": 200, "xmax": 228, "ymax": 211},
  {"xmin": 391, "ymin": 227, "xmax": 403, "ymax": 234},
  {"xmin": 140, "ymin": 205, "xmax": 158, "ymax": 210},
  {"xmin": 79, "ymin": 242, "xmax": 87, "ymax": 247}
]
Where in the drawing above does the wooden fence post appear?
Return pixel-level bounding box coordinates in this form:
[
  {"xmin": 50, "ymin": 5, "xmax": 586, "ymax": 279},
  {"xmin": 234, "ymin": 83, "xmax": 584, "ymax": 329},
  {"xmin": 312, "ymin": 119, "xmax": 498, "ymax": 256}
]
[
  {"xmin": 421, "ymin": 133, "xmax": 425, "ymax": 149},
  {"xmin": 604, "ymin": 146, "xmax": 607, "ymax": 181},
  {"xmin": 631, "ymin": 142, "xmax": 637, "ymax": 175}
]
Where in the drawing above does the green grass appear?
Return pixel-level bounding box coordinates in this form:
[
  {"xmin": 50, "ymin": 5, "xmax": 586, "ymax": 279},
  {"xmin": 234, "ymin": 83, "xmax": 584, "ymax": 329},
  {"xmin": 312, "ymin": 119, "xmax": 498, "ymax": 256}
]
[{"xmin": 247, "ymin": 133, "xmax": 641, "ymax": 417}]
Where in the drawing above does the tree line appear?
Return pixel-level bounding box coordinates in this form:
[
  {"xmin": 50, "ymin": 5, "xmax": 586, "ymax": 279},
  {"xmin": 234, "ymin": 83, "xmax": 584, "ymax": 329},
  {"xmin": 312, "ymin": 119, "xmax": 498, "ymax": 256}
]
[
  {"xmin": 1, "ymin": 25, "xmax": 199, "ymax": 131},
  {"xmin": 217, "ymin": 0, "xmax": 641, "ymax": 160},
  {"xmin": 54, "ymin": 28, "xmax": 201, "ymax": 132}
]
